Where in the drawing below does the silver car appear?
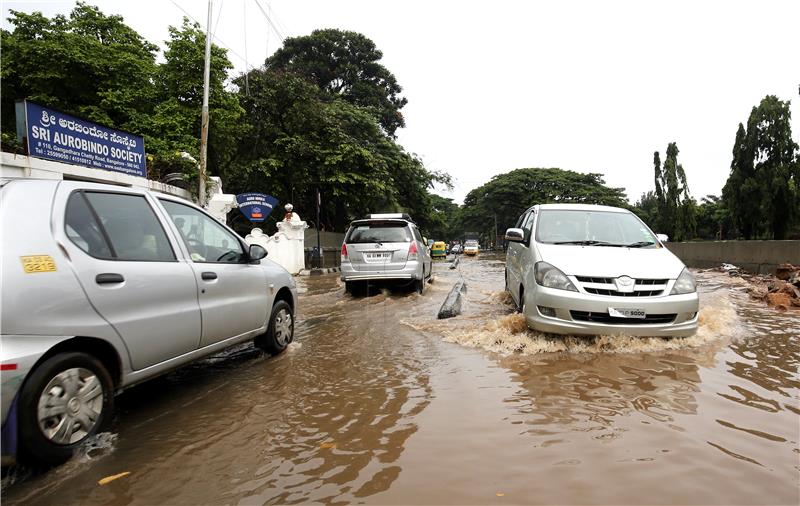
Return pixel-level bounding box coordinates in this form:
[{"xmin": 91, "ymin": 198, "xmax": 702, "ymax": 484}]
[
  {"xmin": 340, "ymin": 213, "xmax": 432, "ymax": 293},
  {"xmin": 1, "ymin": 179, "xmax": 297, "ymax": 465},
  {"xmin": 505, "ymin": 204, "xmax": 699, "ymax": 337}
]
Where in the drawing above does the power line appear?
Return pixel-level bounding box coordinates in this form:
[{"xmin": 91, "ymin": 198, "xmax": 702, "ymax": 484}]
[
  {"xmin": 266, "ymin": 1, "xmax": 290, "ymax": 39},
  {"xmin": 212, "ymin": 0, "xmax": 224, "ymax": 39},
  {"xmin": 168, "ymin": 0, "xmax": 251, "ymax": 69},
  {"xmin": 252, "ymin": 0, "xmax": 285, "ymax": 43}
]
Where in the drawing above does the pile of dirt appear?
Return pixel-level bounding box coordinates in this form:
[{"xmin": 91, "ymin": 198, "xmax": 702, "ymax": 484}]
[{"xmin": 724, "ymin": 263, "xmax": 800, "ymax": 311}]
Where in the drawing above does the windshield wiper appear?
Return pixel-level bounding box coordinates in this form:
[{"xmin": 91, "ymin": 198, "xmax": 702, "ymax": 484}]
[
  {"xmin": 624, "ymin": 241, "xmax": 655, "ymax": 248},
  {"xmin": 551, "ymin": 240, "xmax": 621, "ymax": 247}
]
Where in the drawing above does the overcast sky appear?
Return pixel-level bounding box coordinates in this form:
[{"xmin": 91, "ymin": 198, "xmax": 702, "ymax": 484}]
[{"xmin": 4, "ymin": 0, "xmax": 799, "ymax": 204}]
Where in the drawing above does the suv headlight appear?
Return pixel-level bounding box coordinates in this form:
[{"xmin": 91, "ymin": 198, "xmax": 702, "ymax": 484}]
[
  {"xmin": 670, "ymin": 268, "xmax": 696, "ymax": 295},
  {"xmin": 534, "ymin": 262, "xmax": 577, "ymax": 291}
]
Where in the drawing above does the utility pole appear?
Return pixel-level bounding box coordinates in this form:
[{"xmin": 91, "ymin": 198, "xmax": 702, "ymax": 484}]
[
  {"xmin": 316, "ymin": 188, "xmax": 322, "ymax": 268},
  {"xmin": 198, "ymin": 0, "xmax": 213, "ymax": 207},
  {"xmin": 494, "ymin": 213, "xmax": 498, "ymax": 250}
]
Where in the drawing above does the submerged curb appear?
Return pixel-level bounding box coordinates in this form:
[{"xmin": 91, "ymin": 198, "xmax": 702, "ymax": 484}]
[
  {"xmin": 298, "ymin": 267, "xmax": 341, "ymax": 276},
  {"xmin": 450, "ymin": 256, "xmax": 460, "ymax": 269},
  {"xmin": 438, "ymin": 280, "xmax": 467, "ymax": 319}
]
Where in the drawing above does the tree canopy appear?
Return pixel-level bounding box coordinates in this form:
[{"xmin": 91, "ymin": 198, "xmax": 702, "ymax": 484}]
[
  {"xmin": 1, "ymin": 6, "xmax": 449, "ymax": 234},
  {"xmin": 266, "ymin": 29, "xmax": 407, "ymax": 136},
  {"xmin": 1, "ymin": 3, "xmax": 158, "ymax": 140},
  {"xmin": 0, "ymin": 5, "xmax": 242, "ymax": 186},
  {"xmin": 652, "ymin": 142, "xmax": 696, "ymax": 241},
  {"xmin": 228, "ymin": 68, "xmax": 448, "ymax": 232},
  {"xmin": 459, "ymin": 168, "xmax": 628, "ymax": 244},
  {"xmin": 723, "ymin": 95, "xmax": 799, "ymax": 239}
]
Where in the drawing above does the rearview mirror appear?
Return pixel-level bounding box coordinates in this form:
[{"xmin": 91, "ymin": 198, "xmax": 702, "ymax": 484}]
[
  {"xmin": 656, "ymin": 233, "xmax": 669, "ymax": 243},
  {"xmin": 505, "ymin": 228, "xmax": 525, "ymax": 242},
  {"xmin": 248, "ymin": 244, "xmax": 267, "ymax": 262}
]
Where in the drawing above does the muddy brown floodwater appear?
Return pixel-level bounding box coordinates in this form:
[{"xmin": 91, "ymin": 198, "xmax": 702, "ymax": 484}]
[{"xmin": 3, "ymin": 254, "xmax": 799, "ymax": 505}]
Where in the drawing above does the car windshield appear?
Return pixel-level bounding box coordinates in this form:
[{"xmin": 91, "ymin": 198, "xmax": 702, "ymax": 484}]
[
  {"xmin": 535, "ymin": 209, "xmax": 658, "ymax": 248},
  {"xmin": 465, "ymin": 240, "xmax": 478, "ymax": 247},
  {"xmin": 346, "ymin": 222, "xmax": 411, "ymax": 243}
]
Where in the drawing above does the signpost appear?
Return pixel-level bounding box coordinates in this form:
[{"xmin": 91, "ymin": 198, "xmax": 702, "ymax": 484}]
[
  {"xmin": 235, "ymin": 193, "xmax": 279, "ymax": 222},
  {"xmin": 20, "ymin": 101, "xmax": 146, "ymax": 177}
]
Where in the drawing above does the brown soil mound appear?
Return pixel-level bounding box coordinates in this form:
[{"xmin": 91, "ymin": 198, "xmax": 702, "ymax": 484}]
[{"xmin": 725, "ymin": 263, "xmax": 800, "ymax": 311}]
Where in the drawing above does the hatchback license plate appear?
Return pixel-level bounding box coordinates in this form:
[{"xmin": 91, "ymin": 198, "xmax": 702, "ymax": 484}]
[{"xmin": 608, "ymin": 307, "xmax": 646, "ymax": 319}]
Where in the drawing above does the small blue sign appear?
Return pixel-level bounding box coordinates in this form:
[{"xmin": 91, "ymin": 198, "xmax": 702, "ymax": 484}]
[
  {"xmin": 236, "ymin": 193, "xmax": 279, "ymax": 222},
  {"xmin": 24, "ymin": 101, "xmax": 146, "ymax": 177}
]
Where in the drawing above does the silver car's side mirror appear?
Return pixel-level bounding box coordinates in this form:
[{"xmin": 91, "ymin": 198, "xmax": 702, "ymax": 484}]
[
  {"xmin": 248, "ymin": 244, "xmax": 268, "ymax": 262},
  {"xmin": 505, "ymin": 228, "xmax": 525, "ymax": 242},
  {"xmin": 656, "ymin": 234, "xmax": 669, "ymax": 243}
]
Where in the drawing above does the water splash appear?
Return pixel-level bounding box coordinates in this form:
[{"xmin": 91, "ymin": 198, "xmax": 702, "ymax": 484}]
[
  {"xmin": 443, "ymin": 286, "xmax": 739, "ymax": 356},
  {"xmin": 74, "ymin": 431, "xmax": 118, "ymax": 462}
]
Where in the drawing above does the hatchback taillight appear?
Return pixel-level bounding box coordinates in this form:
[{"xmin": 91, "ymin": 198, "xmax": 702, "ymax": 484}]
[
  {"xmin": 341, "ymin": 243, "xmax": 348, "ymax": 261},
  {"xmin": 408, "ymin": 241, "xmax": 418, "ymax": 260}
]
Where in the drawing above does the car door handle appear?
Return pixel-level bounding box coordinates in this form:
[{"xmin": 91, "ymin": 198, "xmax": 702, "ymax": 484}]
[
  {"xmin": 201, "ymin": 271, "xmax": 218, "ymax": 281},
  {"xmin": 96, "ymin": 273, "xmax": 124, "ymax": 284}
]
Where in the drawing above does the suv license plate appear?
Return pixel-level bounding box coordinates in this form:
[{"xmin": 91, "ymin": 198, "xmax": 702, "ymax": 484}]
[
  {"xmin": 365, "ymin": 252, "xmax": 390, "ymax": 260},
  {"xmin": 608, "ymin": 307, "xmax": 646, "ymax": 319}
]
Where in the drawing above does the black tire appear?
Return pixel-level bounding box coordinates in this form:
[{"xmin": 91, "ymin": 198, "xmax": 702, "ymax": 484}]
[
  {"xmin": 415, "ymin": 277, "xmax": 425, "ymax": 294},
  {"xmin": 18, "ymin": 352, "xmax": 114, "ymax": 466},
  {"xmin": 517, "ymin": 286, "xmax": 525, "ymax": 313},
  {"xmin": 255, "ymin": 300, "xmax": 294, "ymax": 355},
  {"xmin": 345, "ymin": 281, "xmax": 355, "ymax": 293}
]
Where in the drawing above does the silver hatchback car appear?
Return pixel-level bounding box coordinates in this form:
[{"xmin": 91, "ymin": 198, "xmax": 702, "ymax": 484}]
[
  {"xmin": 340, "ymin": 214, "xmax": 432, "ymax": 293},
  {"xmin": 1, "ymin": 179, "xmax": 297, "ymax": 465},
  {"xmin": 505, "ymin": 204, "xmax": 699, "ymax": 337}
]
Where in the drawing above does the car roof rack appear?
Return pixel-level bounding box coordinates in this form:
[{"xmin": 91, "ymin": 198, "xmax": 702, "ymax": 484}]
[{"xmin": 365, "ymin": 213, "xmax": 414, "ymax": 222}]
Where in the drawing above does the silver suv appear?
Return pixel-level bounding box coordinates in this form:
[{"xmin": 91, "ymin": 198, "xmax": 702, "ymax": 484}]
[
  {"xmin": 505, "ymin": 204, "xmax": 699, "ymax": 337},
  {"xmin": 1, "ymin": 179, "xmax": 297, "ymax": 465},
  {"xmin": 340, "ymin": 214, "xmax": 432, "ymax": 293}
]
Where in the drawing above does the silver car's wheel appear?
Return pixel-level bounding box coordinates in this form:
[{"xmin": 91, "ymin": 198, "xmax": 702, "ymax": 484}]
[
  {"xmin": 37, "ymin": 368, "xmax": 104, "ymax": 445},
  {"xmin": 273, "ymin": 308, "xmax": 293, "ymax": 347},
  {"xmin": 255, "ymin": 300, "xmax": 294, "ymax": 355},
  {"xmin": 19, "ymin": 352, "xmax": 113, "ymax": 466}
]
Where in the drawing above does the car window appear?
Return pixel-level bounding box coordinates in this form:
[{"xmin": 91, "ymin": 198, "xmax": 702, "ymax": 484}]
[
  {"xmin": 521, "ymin": 211, "xmax": 535, "ymax": 243},
  {"xmin": 65, "ymin": 192, "xmax": 113, "ymax": 259},
  {"xmin": 159, "ymin": 199, "xmax": 246, "ymax": 263},
  {"xmin": 412, "ymin": 227, "xmax": 423, "ymax": 242},
  {"xmin": 515, "ymin": 212, "xmax": 528, "ymax": 229},
  {"xmin": 66, "ymin": 191, "xmax": 176, "ymax": 261},
  {"xmin": 535, "ymin": 210, "xmax": 658, "ymax": 246},
  {"xmin": 85, "ymin": 193, "xmax": 176, "ymax": 262},
  {"xmin": 346, "ymin": 222, "xmax": 411, "ymax": 243}
]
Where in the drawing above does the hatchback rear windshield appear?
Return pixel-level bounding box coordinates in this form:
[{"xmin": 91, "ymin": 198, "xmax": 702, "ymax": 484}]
[
  {"xmin": 535, "ymin": 210, "xmax": 658, "ymax": 247},
  {"xmin": 346, "ymin": 222, "xmax": 411, "ymax": 243}
]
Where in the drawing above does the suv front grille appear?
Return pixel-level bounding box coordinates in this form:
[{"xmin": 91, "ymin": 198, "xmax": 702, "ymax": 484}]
[
  {"xmin": 570, "ymin": 311, "xmax": 676, "ymax": 325},
  {"xmin": 575, "ymin": 276, "xmax": 669, "ymax": 297}
]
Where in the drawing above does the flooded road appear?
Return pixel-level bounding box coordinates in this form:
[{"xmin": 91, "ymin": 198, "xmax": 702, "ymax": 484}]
[{"xmin": 3, "ymin": 255, "xmax": 799, "ymax": 505}]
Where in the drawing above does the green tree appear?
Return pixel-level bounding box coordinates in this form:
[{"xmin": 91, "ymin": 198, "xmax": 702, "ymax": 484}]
[
  {"xmin": 266, "ymin": 29, "xmax": 407, "ymax": 136},
  {"xmin": 653, "ymin": 142, "xmax": 695, "ymax": 241},
  {"xmin": 459, "ymin": 168, "xmax": 628, "ymax": 242},
  {"xmin": 723, "ymin": 95, "xmax": 798, "ymax": 239},
  {"xmin": 722, "ymin": 124, "xmax": 759, "ymax": 238},
  {"xmin": 1, "ymin": 3, "xmax": 158, "ymax": 139},
  {"xmin": 142, "ymin": 18, "xmax": 243, "ymax": 182},
  {"xmin": 228, "ymin": 68, "xmax": 447, "ymax": 232},
  {"xmin": 695, "ymin": 195, "xmax": 731, "ymax": 240},
  {"xmin": 632, "ymin": 191, "xmax": 659, "ymax": 230},
  {"xmin": 425, "ymin": 194, "xmax": 460, "ymax": 241},
  {"xmin": 0, "ymin": 7, "xmax": 242, "ymax": 185}
]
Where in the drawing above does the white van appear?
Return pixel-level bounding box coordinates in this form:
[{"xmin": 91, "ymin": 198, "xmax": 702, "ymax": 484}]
[{"xmin": 505, "ymin": 204, "xmax": 699, "ymax": 337}]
